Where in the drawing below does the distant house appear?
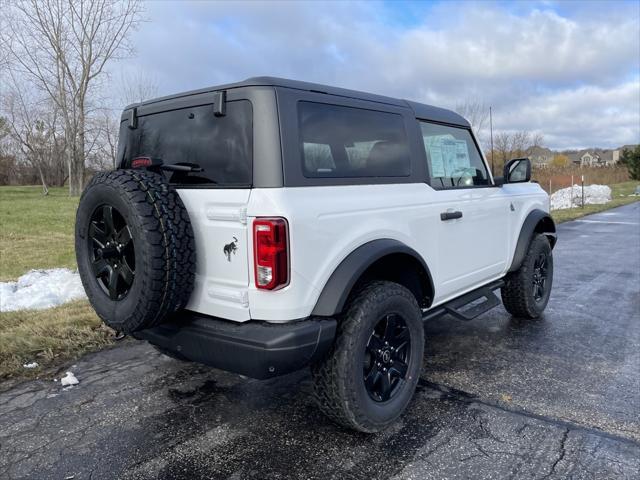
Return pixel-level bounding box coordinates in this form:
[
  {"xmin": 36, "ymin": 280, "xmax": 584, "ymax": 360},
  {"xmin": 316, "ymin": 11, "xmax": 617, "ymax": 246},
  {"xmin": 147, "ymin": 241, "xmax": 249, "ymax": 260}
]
[
  {"xmin": 580, "ymin": 151, "xmax": 601, "ymax": 166},
  {"xmin": 526, "ymin": 146, "xmax": 554, "ymax": 167},
  {"xmin": 521, "ymin": 145, "xmax": 631, "ymax": 168},
  {"xmin": 566, "ymin": 149, "xmax": 619, "ymax": 167}
]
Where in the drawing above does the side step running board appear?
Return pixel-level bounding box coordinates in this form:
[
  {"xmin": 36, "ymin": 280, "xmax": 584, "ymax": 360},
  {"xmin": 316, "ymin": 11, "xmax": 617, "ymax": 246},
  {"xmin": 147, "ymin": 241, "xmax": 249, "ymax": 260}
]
[{"xmin": 423, "ymin": 280, "xmax": 504, "ymax": 322}]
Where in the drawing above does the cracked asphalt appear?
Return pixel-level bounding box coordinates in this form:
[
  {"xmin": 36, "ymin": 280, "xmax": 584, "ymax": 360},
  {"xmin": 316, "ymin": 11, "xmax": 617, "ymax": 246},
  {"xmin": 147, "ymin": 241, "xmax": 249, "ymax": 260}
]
[{"xmin": 1, "ymin": 202, "xmax": 639, "ymax": 480}]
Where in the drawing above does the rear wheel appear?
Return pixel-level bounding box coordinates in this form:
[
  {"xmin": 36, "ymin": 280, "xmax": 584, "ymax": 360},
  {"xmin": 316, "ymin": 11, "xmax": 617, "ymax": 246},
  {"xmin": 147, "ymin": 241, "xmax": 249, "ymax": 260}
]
[
  {"xmin": 311, "ymin": 281, "xmax": 424, "ymax": 432},
  {"xmin": 502, "ymin": 234, "xmax": 553, "ymax": 319},
  {"xmin": 75, "ymin": 169, "xmax": 196, "ymax": 334}
]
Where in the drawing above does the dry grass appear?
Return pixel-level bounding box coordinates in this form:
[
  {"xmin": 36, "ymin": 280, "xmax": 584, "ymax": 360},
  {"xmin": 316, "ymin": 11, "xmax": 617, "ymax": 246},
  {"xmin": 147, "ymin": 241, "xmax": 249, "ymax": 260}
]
[
  {"xmin": 0, "ymin": 186, "xmax": 79, "ymax": 281},
  {"xmin": 0, "ymin": 186, "xmax": 114, "ymax": 381},
  {"xmin": 551, "ymin": 181, "xmax": 640, "ymax": 223},
  {"xmin": 533, "ymin": 166, "xmax": 629, "ymax": 194},
  {"xmin": 0, "ymin": 300, "xmax": 114, "ymax": 380}
]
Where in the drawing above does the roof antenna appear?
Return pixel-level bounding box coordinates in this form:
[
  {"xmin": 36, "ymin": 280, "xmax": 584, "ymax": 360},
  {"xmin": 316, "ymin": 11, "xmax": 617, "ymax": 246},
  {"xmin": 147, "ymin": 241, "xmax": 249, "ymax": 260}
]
[{"xmin": 490, "ymin": 106, "xmax": 494, "ymax": 175}]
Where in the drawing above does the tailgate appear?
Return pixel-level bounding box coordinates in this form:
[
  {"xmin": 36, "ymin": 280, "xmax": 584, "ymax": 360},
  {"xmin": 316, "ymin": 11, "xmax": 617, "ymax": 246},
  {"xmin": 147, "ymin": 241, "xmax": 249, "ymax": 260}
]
[{"xmin": 177, "ymin": 189, "xmax": 252, "ymax": 321}]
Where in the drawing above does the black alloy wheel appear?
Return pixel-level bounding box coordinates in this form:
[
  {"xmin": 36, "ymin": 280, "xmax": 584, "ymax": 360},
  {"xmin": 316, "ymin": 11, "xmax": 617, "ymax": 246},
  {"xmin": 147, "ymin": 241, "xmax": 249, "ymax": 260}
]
[
  {"xmin": 363, "ymin": 313, "xmax": 412, "ymax": 402},
  {"xmin": 310, "ymin": 281, "xmax": 424, "ymax": 432},
  {"xmin": 88, "ymin": 204, "xmax": 135, "ymax": 300},
  {"xmin": 532, "ymin": 252, "xmax": 548, "ymax": 302},
  {"xmin": 501, "ymin": 233, "xmax": 554, "ymax": 319}
]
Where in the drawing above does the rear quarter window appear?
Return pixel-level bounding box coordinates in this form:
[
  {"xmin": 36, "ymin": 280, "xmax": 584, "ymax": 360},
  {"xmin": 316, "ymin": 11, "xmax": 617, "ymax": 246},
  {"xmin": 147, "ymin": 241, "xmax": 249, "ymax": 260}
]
[
  {"xmin": 298, "ymin": 102, "xmax": 411, "ymax": 178},
  {"xmin": 122, "ymin": 100, "xmax": 253, "ymax": 186}
]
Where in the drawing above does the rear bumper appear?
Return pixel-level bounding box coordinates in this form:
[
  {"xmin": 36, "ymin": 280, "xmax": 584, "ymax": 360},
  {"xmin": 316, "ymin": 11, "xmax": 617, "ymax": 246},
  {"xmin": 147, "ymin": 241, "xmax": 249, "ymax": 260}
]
[{"xmin": 133, "ymin": 312, "xmax": 337, "ymax": 379}]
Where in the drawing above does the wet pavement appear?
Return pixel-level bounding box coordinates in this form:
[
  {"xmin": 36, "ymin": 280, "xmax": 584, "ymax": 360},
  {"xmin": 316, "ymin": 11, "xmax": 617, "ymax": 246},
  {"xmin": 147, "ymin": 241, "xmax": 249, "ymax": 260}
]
[{"xmin": 1, "ymin": 202, "xmax": 639, "ymax": 480}]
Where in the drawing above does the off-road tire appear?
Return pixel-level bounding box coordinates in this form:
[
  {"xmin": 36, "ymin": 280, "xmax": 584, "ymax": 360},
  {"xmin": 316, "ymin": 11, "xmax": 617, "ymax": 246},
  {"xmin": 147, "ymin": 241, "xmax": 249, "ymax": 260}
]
[
  {"xmin": 501, "ymin": 234, "xmax": 553, "ymax": 319},
  {"xmin": 75, "ymin": 169, "xmax": 195, "ymax": 334},
  {"xmin": 311, "ymin": 281, "xmax": 424, "ymax": 433}
]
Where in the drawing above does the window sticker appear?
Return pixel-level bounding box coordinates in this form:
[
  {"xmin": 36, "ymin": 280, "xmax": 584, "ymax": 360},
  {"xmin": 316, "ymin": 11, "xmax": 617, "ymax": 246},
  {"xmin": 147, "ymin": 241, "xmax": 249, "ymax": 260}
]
[
  {"xmin": 426, "ymin": 140, "xmax": 446, "ymax": 177},
  {"xmin": 425, "ymin": 135, "xmax": 471, "ymax": 177},
  {"xmin": 451, "ymin": 139, "xmax": 471, "ymax": 173}
]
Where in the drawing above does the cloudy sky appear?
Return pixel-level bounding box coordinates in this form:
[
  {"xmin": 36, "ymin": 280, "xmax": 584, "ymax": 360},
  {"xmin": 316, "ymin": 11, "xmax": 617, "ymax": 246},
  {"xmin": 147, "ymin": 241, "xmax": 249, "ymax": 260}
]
[{"xmin": 116, "ymin": 0, "xmax": 640, "ymax": 150}]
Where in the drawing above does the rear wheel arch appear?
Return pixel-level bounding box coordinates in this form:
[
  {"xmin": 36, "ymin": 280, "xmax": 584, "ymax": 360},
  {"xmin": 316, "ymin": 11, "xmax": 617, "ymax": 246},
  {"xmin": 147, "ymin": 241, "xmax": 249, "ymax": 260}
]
[
  {"xmin": 509, "ymin": 209, "xmax": 556, "ymax": 273},
  {"xmin": 311, "ymin": 239, "xmax": 434, "ymax": 316}
]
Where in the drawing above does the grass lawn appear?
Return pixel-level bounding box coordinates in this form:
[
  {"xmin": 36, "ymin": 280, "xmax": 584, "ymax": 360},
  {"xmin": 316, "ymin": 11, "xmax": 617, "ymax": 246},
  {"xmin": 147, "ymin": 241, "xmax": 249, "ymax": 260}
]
[
  {"xmin": 0, "ymin": 301, "xmax": 113, "ymax": 380},
  {"xmin": 0, "ymin": 186, "xmax": 114, "ymax": 380},
  {"xmin": 551, "ymin": 181, "xmax": 640, "ymax": 223},
  {"xmin": 0, "ymin": 186, "xmax": 79, "ymax": 281}
]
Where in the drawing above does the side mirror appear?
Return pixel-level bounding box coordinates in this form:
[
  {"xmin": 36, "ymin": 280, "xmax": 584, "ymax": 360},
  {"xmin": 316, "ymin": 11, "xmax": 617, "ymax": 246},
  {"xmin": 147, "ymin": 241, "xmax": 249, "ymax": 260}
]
[{"xmin": 503, "ymin": 158, "xmax": 531, "ymax": 184}]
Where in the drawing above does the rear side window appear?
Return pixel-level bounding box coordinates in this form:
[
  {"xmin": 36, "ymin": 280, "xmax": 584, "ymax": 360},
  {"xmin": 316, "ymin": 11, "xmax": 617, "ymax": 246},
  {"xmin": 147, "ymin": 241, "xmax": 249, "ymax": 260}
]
[
  {"xmin": 419, "ymin": 122, "xmax": 489, "ymax": 188},
  {"xmin": 123, "ymin": 100, "xmax": 252, "ymax": 186},
  {"xmin": 298, "ymin": 102, "xmax": 411, "ymax": 178}
]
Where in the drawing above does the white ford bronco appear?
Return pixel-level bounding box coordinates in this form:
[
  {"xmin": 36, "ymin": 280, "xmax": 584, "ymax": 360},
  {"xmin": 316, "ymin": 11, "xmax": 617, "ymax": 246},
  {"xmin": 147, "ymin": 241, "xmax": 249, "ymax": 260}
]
[{"xmin": 75, "ymin": 77, "xmax": 556, "ymax": 432}]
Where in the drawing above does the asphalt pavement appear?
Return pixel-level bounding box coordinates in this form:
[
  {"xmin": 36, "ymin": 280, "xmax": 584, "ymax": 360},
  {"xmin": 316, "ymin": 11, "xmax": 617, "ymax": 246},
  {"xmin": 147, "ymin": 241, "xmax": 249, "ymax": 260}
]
[{"xmin": 1, "ymin": 202, "xmax": 639, "ymax": 480}]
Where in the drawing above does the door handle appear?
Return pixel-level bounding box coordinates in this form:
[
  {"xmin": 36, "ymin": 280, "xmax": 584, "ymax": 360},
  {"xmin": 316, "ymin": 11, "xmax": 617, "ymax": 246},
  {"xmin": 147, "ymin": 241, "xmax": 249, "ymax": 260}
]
[{"xmin": 440, "ymin": 211, "xmax": 463, "ymax": 221}]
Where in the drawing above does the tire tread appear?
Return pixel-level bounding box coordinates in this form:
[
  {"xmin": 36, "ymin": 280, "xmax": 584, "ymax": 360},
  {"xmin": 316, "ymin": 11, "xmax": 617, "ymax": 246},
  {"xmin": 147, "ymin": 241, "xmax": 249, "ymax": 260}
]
[
  {"xmin": 501, "ymin": 234, "xmax": 552, "ymax": 319},
  {"xmin": 311, "ymin": 281, "xmax": 422, "ymax": 432},
  {"xmin": 77, "ymin": 169, "xmax": 195, "ymax": 333}
]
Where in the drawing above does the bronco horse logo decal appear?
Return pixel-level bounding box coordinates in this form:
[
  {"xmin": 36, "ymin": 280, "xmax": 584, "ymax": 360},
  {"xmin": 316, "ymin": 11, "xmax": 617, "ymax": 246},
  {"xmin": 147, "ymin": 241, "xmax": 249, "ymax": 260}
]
[{"xmin": 223, "ymin": 237, "xmax": 238, "ymax": 262}]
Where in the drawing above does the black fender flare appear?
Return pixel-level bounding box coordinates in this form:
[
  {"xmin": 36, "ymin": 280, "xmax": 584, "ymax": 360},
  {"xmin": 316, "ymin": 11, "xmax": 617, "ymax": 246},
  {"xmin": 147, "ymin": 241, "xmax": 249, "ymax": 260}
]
[
  {"xmin": 311, "ymin": 239, "xmax": 434, "ymax": 316},
  {"xmin": 508, "ymin": 209, "xmax": 557, "ymax": 272}
]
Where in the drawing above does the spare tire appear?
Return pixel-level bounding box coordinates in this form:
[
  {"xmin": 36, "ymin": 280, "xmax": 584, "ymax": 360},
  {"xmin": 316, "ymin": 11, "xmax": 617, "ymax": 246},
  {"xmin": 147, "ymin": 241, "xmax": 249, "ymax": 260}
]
[{"xmin": 75, "ymin": 169, "xmax": 196, "ymax": 334}]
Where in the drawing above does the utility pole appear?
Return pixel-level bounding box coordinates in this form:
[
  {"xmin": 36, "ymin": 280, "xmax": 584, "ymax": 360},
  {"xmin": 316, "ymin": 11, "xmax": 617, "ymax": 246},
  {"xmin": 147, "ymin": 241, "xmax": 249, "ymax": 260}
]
[{"xmin": 489, "ymin": 106, "xmax": 494, "ymax": 175}]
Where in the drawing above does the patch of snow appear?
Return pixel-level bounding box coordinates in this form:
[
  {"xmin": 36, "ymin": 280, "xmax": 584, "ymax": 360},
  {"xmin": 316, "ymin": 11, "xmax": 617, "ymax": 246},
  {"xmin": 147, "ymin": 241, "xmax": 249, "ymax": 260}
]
[
  {"xmin": 61, "ymin": 371, "xmax": 79, "ymax": 387},
  {"xmin": 0, "ymin": 268, "xmax": 86, "ymax": 312},
  {"xmin": 550, "ymin": 184, "xmax": 612, "ymax": 210},
  {"xmin": 23, "ymin": 361, "xmax": 39, "ymax": 369}
]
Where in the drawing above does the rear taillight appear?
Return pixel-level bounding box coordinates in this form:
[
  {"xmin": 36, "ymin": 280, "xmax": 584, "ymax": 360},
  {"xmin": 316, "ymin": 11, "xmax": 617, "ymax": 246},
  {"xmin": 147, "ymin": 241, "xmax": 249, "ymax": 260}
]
[
  {"xmin": 253, "ymin": 218, "xmax": 289, "ymax": 290},
  {"xmin": 131, "ymin": 156, "xmax": 152, "ymax": 168}
]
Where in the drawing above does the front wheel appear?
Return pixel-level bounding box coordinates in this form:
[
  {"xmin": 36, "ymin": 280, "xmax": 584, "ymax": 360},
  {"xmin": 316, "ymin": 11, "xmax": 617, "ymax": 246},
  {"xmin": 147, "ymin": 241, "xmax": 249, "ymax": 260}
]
[
  {"xmin": 501, "ymin": 234, "xmax": 553, "ymax": 319},
  {"xmin": 311, "ymin": 281, "xmax": 424, "ymax": 432}
]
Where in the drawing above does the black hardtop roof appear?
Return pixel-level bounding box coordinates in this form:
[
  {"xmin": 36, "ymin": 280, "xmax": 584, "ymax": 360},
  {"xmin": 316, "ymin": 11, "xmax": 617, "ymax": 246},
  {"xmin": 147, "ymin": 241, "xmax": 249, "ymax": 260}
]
[{"xmin": 127, "ymin": 76, "xmax": 469, "ymax": 127}]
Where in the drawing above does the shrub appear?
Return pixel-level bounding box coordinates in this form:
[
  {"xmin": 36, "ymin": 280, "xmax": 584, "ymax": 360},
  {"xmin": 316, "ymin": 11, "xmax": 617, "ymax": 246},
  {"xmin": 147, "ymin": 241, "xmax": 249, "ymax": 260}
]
[{"xmin": 619, "ymin": 146, "xmax": 640, "ymax": 181}]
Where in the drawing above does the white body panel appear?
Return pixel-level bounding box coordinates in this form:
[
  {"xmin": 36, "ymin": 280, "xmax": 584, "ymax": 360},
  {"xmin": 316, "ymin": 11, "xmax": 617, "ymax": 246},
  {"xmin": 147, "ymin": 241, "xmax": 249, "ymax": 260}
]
[
  {"xmin": 178, "ymin": 181, "xmax": 549, "ymax": 323},
  {"xmin": 178, "ymin": 189, "xmax": 251, "ymax": 321}
]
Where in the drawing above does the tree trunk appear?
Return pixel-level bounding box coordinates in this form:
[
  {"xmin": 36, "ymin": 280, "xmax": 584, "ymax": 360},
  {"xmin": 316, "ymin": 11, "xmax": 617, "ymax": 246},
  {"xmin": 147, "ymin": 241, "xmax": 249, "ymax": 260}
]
[
  {"xmin": 68, "ymin": 113, "xmax": 86, "ymax": 196},
  {"xmin": 37, "ymin": 164, "xmax": 49, "ymax": 195},
  {"xmin": 69, "ymin": 147, "xmax": 84, "ymax": 195}
]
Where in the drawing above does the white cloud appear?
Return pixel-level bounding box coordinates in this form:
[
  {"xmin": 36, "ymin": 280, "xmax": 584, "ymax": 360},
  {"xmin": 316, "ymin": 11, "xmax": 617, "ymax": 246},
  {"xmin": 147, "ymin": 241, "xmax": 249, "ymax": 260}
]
[
  {"xmin": 113, "ymin": 0, "xmax": 640, "ymax": 150},
  {"xmin": 500, "ymin": 81, "xmax": 640, "ymax": 150}
]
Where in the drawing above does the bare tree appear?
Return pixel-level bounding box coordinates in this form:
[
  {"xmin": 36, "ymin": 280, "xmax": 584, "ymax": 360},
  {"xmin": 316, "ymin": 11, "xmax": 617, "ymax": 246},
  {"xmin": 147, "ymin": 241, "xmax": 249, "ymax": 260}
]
[
  {"xmin": 3, "ymin": 0, "xmax": 143, "ymax": 195},
  {"xmin": 455, "ymin": 99, "xmax": 489, "ymax": 141},
  {"xmin": 493, "ymin": 130, "xmax": 544, "ymax": 171},
  {"xmin": 119, "ymin": 70, "xmax": 159, "ymax": 106},
  {"xmin": 2, "ymin": 73, "xmax": 70, "ymax": 194},
  {"xmin": 87, "ymin": 109, "xmax": 120, "ymax": 170},
  {"xmin": 0, "ymin": 116, "xmax": 18, "ymax": 185},
  {"xmin": 88, "ymin": 72, "xmax": 159, "ymax": 171}
]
